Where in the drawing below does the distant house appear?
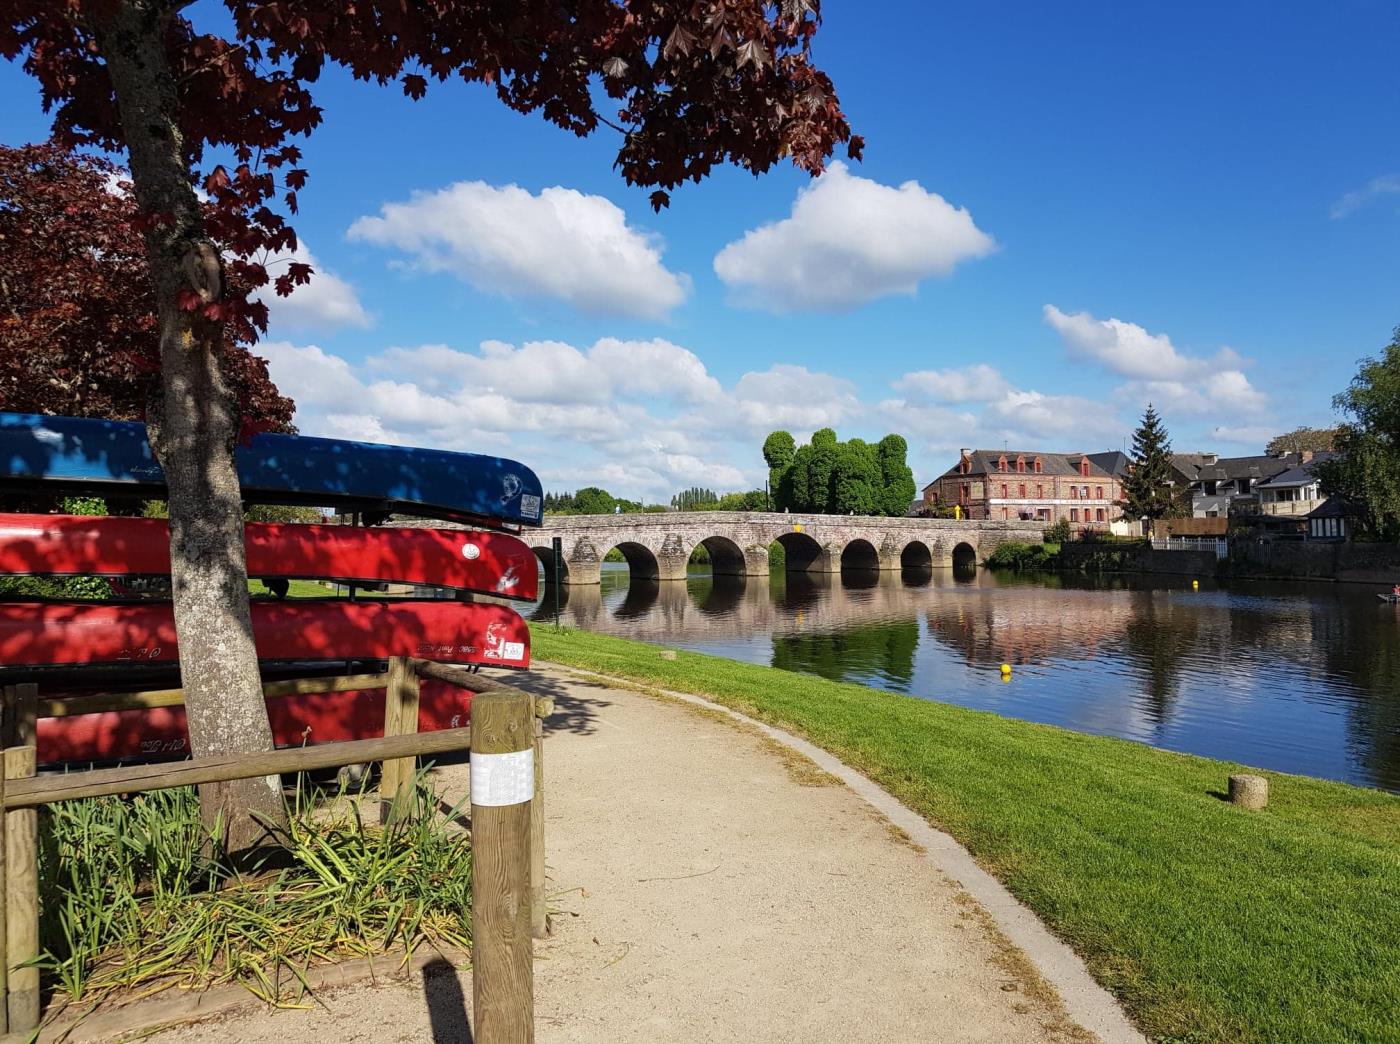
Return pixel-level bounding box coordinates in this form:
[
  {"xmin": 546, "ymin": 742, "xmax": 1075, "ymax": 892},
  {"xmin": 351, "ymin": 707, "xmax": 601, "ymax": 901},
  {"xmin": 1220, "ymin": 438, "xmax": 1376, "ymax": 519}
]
[
  {"xmin": 1171, "ymin": 452, "xmax": 1302, "ymax": 518},
  {"xmin": 1255, "ymin": 452, "xmax": 1335, "ymax": 517},
  {"xmin": 1307, "ymin": 496, "xmax": 1358, "ymax": 541},
  {"xmin": 922, "ymin": 449, "xmax": 1124, "ymax": 529}
]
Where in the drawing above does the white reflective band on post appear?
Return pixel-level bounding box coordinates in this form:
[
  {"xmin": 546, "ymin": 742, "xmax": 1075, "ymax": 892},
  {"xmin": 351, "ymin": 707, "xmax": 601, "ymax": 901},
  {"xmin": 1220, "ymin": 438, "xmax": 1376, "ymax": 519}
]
[{"xmin": 470, "ymin": 748, "xmax": 534, "ymax": 806}]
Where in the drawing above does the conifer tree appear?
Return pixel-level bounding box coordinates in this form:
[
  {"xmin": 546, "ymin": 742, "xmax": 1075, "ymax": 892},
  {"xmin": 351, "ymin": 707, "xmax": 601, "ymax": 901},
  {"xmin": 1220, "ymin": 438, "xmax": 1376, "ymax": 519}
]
[{"xmin": 1121, "ymin": 405, "xmax": 1188, "ymax": 522}]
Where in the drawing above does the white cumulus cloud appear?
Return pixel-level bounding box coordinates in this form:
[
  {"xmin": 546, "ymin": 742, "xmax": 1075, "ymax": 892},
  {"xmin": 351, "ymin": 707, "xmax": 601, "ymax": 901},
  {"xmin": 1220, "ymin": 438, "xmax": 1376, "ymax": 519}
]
[
  {"xmin": 348, "ymin": 180, "xmax": 688, "ymax": 319},
  {"xmin": 894, "ymin": 364, "xmax": 1010, "ymax": 404},
  {"xmin": 369, "ymin": 337, "xmax": 720, "ymax": 405},
  {"xmin": 713, "ymin": 163, "xmax": 996, "ymax": 312},
  {"xmin": 1041, "ymin": 305, "xmax": 1241, "ymax": 381},
  {"xmin": 728, "ymin": 365, "xmax": 864, "ymax": 433},
  {"xmin": 1043, "ymin": 304, "xmax": 1266, "ymax": 419},
  {"xmin": 252, "ymin": 243, "xmax": 371, "ymax": 332},
  {"xmin": 258, "ymin": 339, "xmax": 881, "ymax": 502}
]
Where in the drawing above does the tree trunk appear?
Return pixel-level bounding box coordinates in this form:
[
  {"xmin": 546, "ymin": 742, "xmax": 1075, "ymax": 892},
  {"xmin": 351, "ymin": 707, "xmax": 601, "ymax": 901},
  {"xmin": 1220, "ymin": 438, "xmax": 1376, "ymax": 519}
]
[{"xmin": 92, "ymin": 1, "xmax": 286, "ymax": 850}]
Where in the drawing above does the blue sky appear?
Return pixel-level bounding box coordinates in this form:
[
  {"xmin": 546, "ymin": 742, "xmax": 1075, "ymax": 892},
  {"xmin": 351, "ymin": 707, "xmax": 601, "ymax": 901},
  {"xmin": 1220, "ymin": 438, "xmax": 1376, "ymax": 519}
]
[{"xmin": 4, "ymin": 1, "xmax": 1399, "ymax": 501}]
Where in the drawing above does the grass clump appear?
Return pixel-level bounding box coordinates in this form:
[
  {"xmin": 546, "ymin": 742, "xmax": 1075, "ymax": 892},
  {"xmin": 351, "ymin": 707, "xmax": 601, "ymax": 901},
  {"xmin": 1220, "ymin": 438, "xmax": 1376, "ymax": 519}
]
[
  {"xmin": 533, "ymin": 626, "xmax": 1400, "ymax": 1044},
  {"xmin": 38, "ymin": 771, "xmax": 471, "ymax": 1009}
]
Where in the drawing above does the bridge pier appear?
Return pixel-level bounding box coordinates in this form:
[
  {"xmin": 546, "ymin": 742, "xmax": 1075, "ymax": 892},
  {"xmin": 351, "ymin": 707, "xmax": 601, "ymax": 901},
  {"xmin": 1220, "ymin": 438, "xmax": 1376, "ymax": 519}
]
[
  {"xmin": 656, "ymin": 534, "xmax": 691, "ymax": 582},
  {"xmin": 806, "ymin": 544, "xmax": 841, "ymax": 574},
  {"xmin": 877, "ymin": 536, "xmax": 904, "ymax": 572},
  {"xmin": 563, "ymin": 539, "xmax": 601, "ymax": 585},
  {"xmin": 740, "ymin": 545, "xmax": 772, "ymax": 578}
]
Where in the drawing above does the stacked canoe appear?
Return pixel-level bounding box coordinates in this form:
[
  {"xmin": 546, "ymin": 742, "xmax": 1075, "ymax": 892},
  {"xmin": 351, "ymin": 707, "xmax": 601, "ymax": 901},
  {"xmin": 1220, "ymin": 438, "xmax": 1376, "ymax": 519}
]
[{"xmin": 0, "ymin": 412, "xmax": 545, "ymax": 764}]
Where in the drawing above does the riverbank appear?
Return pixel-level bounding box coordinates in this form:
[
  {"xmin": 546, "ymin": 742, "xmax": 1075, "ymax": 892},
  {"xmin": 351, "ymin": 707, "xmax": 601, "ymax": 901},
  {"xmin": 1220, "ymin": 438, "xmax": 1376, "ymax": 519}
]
[
  {"xmin": 1006, "ymin": 537, "xmax": 1400, "ymax": 586},
  {"xmin": 531, "ymin": 627, "xmax": 1400, "ymax": 1044}
]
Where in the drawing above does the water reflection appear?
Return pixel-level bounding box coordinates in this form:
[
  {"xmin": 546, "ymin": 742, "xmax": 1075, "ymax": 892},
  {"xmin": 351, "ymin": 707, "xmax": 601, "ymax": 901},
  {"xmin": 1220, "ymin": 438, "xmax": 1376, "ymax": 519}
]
[{"xmin": 529, "ymin": 564, "xmax": 1400, "ymax": 791}]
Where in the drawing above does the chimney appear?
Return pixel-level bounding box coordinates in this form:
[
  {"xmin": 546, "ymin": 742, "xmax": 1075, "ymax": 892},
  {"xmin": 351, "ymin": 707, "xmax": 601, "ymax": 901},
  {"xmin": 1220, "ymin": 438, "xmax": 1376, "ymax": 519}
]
[{"xmin": 1301, "ymin": 450, "xmax": 1315, "ymax": 464}]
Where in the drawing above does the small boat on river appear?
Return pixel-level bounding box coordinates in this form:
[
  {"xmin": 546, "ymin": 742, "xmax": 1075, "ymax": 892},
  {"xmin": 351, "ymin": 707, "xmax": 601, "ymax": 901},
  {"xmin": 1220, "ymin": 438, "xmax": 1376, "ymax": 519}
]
[{"xmin": 1379, "ymin": 593, "xmax": 1400, "ymax": 604}]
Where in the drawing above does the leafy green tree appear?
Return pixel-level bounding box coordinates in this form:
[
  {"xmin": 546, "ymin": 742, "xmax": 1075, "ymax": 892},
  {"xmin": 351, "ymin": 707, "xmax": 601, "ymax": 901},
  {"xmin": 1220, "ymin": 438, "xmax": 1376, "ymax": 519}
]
[
  {"xmin": 1317, "ymin": 328, "xmax": 1400, "ymax": 539},
  {"xmin": 1121, "ymin": 405, "xmax": 1189, "ymax": 522},
  {"xmin": 877, "ymin": 434, "xmax": 917, "ymax": 516},
  {"xmin": 573, "ymin": 487, "xmax": 617, "ymax": 515},
  {"xmin": 765, "ymin": 428, "xmax": 914, "ymax": 515},
  {"xmin": 833, "ymin": 438, "xmax": 881, "ymax": 514},
  {"xmin": 807, "ymin": 428, "xmax": 840, "ymax": 513},
  {"xmin": 762, "ymin": 431, "xmax": 796, "ymax": 510},
  {"xmin": 789, "ymin": 443, "xmax": 813, "ymax": 511},
  {"xmin": 1266, "ymin": 426, "xmax": 1340, "ymax": 457},
  {"xmin": 671, "ymin": 487, "xmax": 719, "ymax": 511},
  {"xmin": 715, "ymin": 490, "xmax": 768, "ymax": 511}
]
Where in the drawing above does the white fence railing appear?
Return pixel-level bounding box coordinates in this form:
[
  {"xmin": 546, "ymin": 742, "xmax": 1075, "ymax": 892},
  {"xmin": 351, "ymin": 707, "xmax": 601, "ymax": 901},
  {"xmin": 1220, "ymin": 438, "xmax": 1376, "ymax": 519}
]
[{"xmin": 1152, "ymin": 537, "xmax": 1228, "ymax": 559}]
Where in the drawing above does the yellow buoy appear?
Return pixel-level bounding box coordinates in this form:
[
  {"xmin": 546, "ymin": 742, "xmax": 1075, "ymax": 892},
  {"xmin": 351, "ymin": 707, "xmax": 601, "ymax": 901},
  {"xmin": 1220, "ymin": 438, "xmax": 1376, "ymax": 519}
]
[
  {"xmin": 1000, "ymin": 663, "xmax": 1012, "ymax": 676},
  {"xmin": 1192, "ymin": 579, "xmax": 1200, "ymax": 590}
]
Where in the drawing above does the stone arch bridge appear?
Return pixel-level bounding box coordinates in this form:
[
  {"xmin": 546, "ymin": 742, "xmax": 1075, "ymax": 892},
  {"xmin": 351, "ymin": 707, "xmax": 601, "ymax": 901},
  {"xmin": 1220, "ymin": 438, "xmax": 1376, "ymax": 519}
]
[{"xmin": 525, "ymin": 511, "xmax": 1044, "ymax": 585}]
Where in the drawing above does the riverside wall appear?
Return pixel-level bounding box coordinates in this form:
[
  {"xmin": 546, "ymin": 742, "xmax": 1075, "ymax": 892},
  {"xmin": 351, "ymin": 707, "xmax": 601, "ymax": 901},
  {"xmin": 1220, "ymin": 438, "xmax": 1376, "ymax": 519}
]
[
  {"xmin": 1224, "ymin": 539, "xmax": 1400, "ymax": 584},
  {"xmin": 1055, "ymin": 543, "xmax": 1219, "ymax": 577},
  {"xmin": 1055, "ymin": 538, "xmax": 1400, "ymax": 584}
]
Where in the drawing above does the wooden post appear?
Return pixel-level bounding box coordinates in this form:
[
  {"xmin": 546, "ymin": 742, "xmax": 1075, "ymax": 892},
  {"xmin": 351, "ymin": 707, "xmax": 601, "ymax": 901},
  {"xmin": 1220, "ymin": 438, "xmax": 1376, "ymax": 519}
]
[
  {"xmin": 470, "ymin": 689, "xmax": 534, "ymax": 1044},
  {"xmin": 10, "ymin": 686, "xmax": 36, "ymax": 750},
  {"xmin": 530, "ymin": 716, "xmax": 547, "ymax": 940},
  {"xmin": 0, "ymin": 685, "xmax": 13, "ymax": 748},
  {"xmin": 5, "ymin": 745, "xmax": 38, "ymax": 1035},
  {"xmin": 0, "ymin": 750, "xmax": 8, "ymax": 1037},
  {"xmin": 379, "ymin": 657, "xmax": 421, "ymax": 822}
]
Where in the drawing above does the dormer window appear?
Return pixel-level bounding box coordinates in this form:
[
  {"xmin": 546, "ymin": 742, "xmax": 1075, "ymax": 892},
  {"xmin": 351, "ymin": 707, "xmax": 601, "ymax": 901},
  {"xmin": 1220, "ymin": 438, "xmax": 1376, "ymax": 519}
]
[
  {"xmin": 1033, "ymin": 457, "xmax": 1042, "ymax": 474},
  {"xmin": 1016, "ymin": 455, "xmax": 1025, "ymax": 474},
  {"xmin": 998, "ymin": 455, "xmax": 1008, "ymax": 473},
  {"xmin": 1079, "ymin": 458, "xmax": 1091, "ymax": 477}
]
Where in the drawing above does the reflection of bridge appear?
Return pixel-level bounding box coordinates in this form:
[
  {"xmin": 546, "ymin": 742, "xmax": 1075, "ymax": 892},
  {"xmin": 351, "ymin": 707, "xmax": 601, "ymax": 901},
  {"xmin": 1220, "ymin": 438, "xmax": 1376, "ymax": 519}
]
[
  {"xmin": 524, "ymin": 512, "xmax": 1043, "ymax": 585},
  {"xmin": 531, "ymin": 571, "xmax": 977, "ymax": 638}
]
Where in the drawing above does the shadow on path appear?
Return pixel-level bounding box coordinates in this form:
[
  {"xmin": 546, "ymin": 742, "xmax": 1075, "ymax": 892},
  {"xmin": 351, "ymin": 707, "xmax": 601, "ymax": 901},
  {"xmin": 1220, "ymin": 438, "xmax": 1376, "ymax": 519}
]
[{"xmin": 422, "ymin": 957, "xmax": 473, "ymax": 1043}]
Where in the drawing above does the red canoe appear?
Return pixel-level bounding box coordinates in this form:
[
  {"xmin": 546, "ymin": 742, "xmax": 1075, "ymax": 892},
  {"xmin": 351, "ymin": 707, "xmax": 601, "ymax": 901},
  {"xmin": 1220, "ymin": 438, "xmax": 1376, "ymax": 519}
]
[
  {"xmin": 0, "ymin": 600, "xmax": 530, "ymax": 670},
  {"xmin": 0, "ymin": 515, "xmax": 538, "ymax": 600},
  {"xmin": 35, "ymin": 678, "xmax": 475, "ymax": 764}
]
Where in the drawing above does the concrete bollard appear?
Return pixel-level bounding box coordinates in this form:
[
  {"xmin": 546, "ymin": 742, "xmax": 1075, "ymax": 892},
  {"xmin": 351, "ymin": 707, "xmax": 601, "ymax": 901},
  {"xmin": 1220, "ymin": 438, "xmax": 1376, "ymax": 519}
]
[{"xmin": 1228, "ymin": 773, "xmax": 1268, "ymax": 810}]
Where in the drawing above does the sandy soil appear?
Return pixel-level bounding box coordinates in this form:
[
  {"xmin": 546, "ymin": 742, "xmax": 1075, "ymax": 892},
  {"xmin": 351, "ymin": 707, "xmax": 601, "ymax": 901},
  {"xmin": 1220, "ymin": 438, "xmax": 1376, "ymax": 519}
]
[{"xmin": 145, "ymin": 669, "xmax": 1095, "ymax": 1044}]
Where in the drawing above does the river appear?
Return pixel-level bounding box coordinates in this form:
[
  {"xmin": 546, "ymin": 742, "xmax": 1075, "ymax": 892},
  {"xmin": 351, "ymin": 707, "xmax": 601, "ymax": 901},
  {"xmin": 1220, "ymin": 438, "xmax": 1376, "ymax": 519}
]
[{"xmin": 528, "ymin": 564, "xmax": 1400, "ymax": 793}]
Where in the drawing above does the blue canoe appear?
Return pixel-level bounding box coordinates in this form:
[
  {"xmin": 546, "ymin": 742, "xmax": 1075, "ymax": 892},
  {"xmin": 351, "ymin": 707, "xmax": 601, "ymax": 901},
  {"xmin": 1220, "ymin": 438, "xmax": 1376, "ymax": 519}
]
[{"xmin": 0, "ymin": 412, "xmax": 543, "ymax": 529}]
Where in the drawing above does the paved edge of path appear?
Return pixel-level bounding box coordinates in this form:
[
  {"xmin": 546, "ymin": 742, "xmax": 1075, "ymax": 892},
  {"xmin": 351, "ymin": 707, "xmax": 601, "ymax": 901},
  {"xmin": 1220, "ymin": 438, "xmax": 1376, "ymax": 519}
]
[{"xmin": 537, "ymin": 660, "xmax": 1148, "ymax": 1044}]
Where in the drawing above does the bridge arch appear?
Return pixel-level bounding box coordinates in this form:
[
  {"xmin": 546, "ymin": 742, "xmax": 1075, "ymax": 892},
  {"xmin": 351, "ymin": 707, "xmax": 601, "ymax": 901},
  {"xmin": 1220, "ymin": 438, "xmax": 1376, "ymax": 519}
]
[
  {"xmin": 605, "ymin": 540, "xmax": 661, "ymax": 582},
  {"xmin": 532, "ymin": 544, "xmax": 568, "ymax": 583},
  {"xmin": 694, "ymin": 535, "xmax": 747, "ymax": 576},
  {"xmin": 774, "ymin": 531, "xmax": 825, "ymax": 572},
  {"xmin": 840, "ymin": 538, "xmax": 880, "ymax": 570},
  {"xmin": 951, "ymin": 541, "xmax": 978, "ymax": 574},
  {"xmin": 900, "ymin": 540, "xmax": 933, "ymax": 570}
]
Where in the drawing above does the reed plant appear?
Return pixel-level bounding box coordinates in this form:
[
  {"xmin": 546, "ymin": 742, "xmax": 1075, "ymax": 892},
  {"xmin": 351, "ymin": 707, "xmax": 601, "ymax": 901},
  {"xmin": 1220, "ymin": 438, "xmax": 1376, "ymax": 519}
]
[{"xmin": 36, "ymin": 770, "xmax": 471, "ymax": 1008}]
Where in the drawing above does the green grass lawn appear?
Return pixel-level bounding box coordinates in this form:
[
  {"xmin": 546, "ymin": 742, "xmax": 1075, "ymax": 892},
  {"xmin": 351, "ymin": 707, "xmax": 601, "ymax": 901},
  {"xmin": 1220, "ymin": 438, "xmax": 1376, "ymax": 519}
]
[
  {"xmin": 246, "ymin": 578, "xmax": 339, "ymax": 598},
  {"xmin": 531, "ymin": 627, "xmax": 1400, "ymax": 1044}
]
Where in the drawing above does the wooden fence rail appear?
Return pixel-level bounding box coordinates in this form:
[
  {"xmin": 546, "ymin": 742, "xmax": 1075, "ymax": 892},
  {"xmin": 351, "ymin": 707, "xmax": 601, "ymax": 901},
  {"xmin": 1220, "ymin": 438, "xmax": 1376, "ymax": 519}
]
[{"xmin": 0, "ymin": 657, "xmax": 543, "ymax": 1044}]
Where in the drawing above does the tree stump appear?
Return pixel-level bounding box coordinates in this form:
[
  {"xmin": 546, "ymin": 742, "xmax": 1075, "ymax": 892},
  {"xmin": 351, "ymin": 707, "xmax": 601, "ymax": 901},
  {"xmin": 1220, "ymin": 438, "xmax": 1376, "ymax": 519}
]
[{"xmin": 1228, "ymin": 774, "xmax": 1268, "ymax": 810}]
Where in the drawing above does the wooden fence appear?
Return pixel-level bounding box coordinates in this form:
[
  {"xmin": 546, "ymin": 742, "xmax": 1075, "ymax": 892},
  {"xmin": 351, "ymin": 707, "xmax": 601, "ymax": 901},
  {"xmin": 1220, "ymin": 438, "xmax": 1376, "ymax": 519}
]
[{"xmin": 0, "ymin": 657, "xmax": 546, "ymax": 1043}]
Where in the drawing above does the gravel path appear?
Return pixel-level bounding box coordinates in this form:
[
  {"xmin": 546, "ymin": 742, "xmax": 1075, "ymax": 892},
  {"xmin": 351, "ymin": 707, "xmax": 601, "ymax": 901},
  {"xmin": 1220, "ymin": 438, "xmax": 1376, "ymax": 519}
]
[{"xmin": 147, "ymin": 668, "xmax": 1104, "ymax": 1044}]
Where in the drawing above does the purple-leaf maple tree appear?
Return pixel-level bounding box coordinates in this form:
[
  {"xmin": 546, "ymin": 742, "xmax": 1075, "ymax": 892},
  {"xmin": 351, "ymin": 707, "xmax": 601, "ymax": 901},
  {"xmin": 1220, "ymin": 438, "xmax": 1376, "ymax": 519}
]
[
  {"xmin": 1, "ymin": 0, "xmax": 860, "ymax": 846},
  {"xmin": 0, "ymin": 142, "xmax": 295, "ymax": 432}
]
